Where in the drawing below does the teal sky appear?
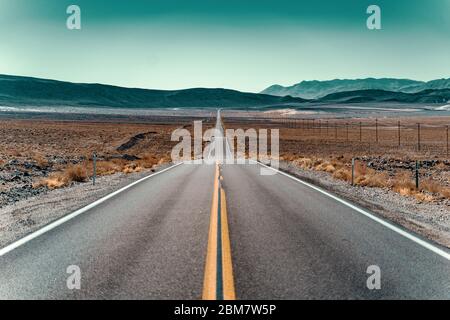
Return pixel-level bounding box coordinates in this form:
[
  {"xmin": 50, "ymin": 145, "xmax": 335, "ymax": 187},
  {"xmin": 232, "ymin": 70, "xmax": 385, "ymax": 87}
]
[{"xmin": 1, "ymin": 0, "xmax": 449, "ymax": 92}]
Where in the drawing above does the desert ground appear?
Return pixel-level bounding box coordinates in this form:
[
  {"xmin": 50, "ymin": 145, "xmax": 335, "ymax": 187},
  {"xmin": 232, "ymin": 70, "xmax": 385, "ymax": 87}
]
[{"xmin": 0, "ymin": 116, "xmax": 215, "ymax": 207}]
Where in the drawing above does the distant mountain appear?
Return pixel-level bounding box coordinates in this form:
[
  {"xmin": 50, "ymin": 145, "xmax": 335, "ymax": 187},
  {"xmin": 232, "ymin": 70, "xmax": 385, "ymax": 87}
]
[
  {"xmin": 1, "ymin": 74, "xmax": 449, "ymax": 109},
  {"xmin": 0, "ymin": 74, "xmax": 308, "ymax": 109},
  {"xmin": 318, "ymin": 88, "xmax": 450, "ymax": 104},
  {"xmin": 261, "ymin": 78, "xmax": 450, "ymax": 99}
]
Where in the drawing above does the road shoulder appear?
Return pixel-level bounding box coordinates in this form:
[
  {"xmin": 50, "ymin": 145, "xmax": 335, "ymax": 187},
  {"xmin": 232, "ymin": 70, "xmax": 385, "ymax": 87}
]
[
  {"xmin": 277, "ymin": 160, "xmax": 450, "ymax": 249},
  {"xmin": 0, "ymin": 163, "xmax": 173, "ymax": 248}
]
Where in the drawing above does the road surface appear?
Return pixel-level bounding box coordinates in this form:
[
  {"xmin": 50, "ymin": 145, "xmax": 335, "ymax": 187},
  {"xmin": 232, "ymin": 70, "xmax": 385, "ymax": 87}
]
[{"xmin": 0, "ymin": 110, "xmax": 448, "ymax": 299}]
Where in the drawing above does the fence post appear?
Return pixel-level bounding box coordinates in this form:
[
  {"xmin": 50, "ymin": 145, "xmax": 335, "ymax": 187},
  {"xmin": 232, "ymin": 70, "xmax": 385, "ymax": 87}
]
[
  {"xmin": 93, "ymin": 152, "xmax": 97, "ymax": 186},
  {"xmin": 335, "ymin": 122, "xmax": 338, "ymax": 140},
  {"xmin": 417, "ymin": 123, "xmax": 421, "ymax": 151},
  {"xmin": 398, "ymin": 121, "xmax": 401, "ymax": 146},
  {"xmin": 447, "ymin": 125, "xmax": 449, "ymax": 157},
  {"xmin": 346, "ymin": 123, "xmax": 349, "ymax": 141},
  {"xmin": 375, "ymin": 118, "xmax": 378, "ymax": 143},
  {"xmin": 415, "ymin": 160, "xmax": 419, "ymax": 189},
  {"xmin": 359, "ymin": 121, "xmax": 362, "ymax": 142},
  {"xmin": 351, "ymin": 158, "xmax": 355, "ymax": 186}
]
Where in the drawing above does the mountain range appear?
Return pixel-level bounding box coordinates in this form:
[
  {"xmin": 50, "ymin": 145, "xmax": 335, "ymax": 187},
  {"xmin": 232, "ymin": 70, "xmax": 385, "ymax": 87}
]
[
  {"xmin": 0, "ymin": 74, "xmax": 449, "ymax": 109},
  {"xmin": 318, "ymin": 88, "xmax": 450, "ymax": 104},
  {"xmin": 261, "ymin": 78, "xmax": 450, "ymax": 99},
  {"xmin": 0, "ymin": 74, "xmax": 307, "ymax": 109}
]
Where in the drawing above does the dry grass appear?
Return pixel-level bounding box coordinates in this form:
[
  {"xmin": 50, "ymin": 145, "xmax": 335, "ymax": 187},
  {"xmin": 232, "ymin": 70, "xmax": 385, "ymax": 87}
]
[
  {"xmin": 414, "ymin": 193, "xmax": 434, "ymax": 202},
  {"xmin": 292, "ymin": 156, "xmax": 390, "ymax": 188},
  {"xmin": 315, "ymin": 162, "xmax": 336, "ymax": 173},
  {"xmin": 38, "ymin": 175, "xmax": 66, "ymax": 189},
  {"xmin": 440, "ymin": 188, "xmax": 450, "ymax": 199},
  {"xmin": 36, "ymin": 164, "xmax": 88, "ymax": 189},
  {"xmin": 137, "ymin": 153, "xmax": 160, "ymax": 169},
  {"xmin": 34, "ymin": 154, "xmax": 171, "ymax": 190},
  {"xmin": 95, "ymin": 161, "xmax": 121, "ymax": 175},
  {"xmin": 34, "ymin": 153, "xmax": 173, "ymax": 189},
  {"xmin": 332, "ymin": 168, "xmax": 351, "ymax": 182},
  {"xmin": 286, "ymin": 155, "xmax": 446, "ymax": 203},
  {"xmin": 355, "ymin": 171, "xmax": 389, "ymax": 188},
  {"xmin": 420, "ymin": 179, "xmax": 441, "ymax": 194},
  {"xmin": 65, "ymin": 165, "xmax": 88, "ymax": 182},
  {"xmin": 392, "ymin": 172, "xmax": 415, "ymax": 195},
  {"xmin": 122, "ymin": 163, "xmax": 142, "ymax": 174}
]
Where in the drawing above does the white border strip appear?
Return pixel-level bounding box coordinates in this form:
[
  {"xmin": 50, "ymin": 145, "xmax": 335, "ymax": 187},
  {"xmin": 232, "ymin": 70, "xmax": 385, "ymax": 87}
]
[
  {"xmin": 0, "ymin": 162, "xmax": 184, "ymax": 257},
  {"xmin": 256, "ymin": 161, "xmax": 450, "ymax": 261}
]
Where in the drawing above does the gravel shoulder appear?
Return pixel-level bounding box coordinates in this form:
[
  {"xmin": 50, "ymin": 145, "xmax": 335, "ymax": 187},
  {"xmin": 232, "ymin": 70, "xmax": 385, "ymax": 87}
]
[
  {"xmin": 278, "ymin": 160, "xmax": 450, "ymax": 248},
  {"xmin": 0, "ymin": 163, "xmax": 172, "ymax": 248}
]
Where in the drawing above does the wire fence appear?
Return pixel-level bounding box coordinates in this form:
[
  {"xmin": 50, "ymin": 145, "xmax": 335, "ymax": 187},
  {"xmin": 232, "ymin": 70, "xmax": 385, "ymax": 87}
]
[
  {"xmin": 227, "ymin": 117, "xmax": 450, "ymax": 159},
  {"xmin": 287, "ymin": 118, "xmax": 450, "ymax": 158}
]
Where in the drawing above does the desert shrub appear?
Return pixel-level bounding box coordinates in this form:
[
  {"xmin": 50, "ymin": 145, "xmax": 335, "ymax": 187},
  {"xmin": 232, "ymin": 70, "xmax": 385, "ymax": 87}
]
[
  {"xmin": 414, "ymin": 192, "xmax": 434, "ymax": 202},
  {"xmin": 36, "ymin": 174, "xmax": 66, "ymax": 189},
  {"xmin": 440, "ymin": 188, "xmax": 450, "ymax": 199},
  {"xmin": 65, "ymin": 164, "xmax": 88, "ymax": 182},
  {"xmin": 35, "ymin": 164, "xmax": 87, "ymax": 189},
  {"xmin": 393, "ymin": 171, "xmax": 416, "ymax": 195},
  {"xmin": 420, "ymin": 178, "xmax": 441, "ymax": 194},
  {"xmin": 96, "ymin": 161, "xmax": 121, "ymax": 175},
  {"xmin": 122, "ymin": 163, "xmax": 143, "ymax": 174},
  {"xmin": 350, "ymin": 161, "xmax": 390, "ymax": 188},
  {"xmin": 333, "ymin": 168, "xmax": 351, "ymax": 182},
  {"xmin": 312, "ymin": 158, "xmax": 323, "ymax": 167},
  {"xmin": 294, "ymin": 157, "xmax": 313, "ymax": 170},
  {"xmin": 158, "ymin": 155, "xmax": 171, "ymax": 165},
  {"xmin": 315, "ymin": 161, "xmax": 336, "ymax": 173},
  {"xmin": 139, "ymin": 153, "xmax": 158, "ymax": 168}
]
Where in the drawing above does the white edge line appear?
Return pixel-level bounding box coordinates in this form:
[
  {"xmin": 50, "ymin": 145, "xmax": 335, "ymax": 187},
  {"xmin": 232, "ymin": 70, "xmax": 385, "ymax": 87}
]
[
  {"xmin": 255, "ymin": 160, "xmax": 450, "ymax": 261},
  {"xmin": 0, "ymin": 162, "xmax": 184, "ymax": 257}
]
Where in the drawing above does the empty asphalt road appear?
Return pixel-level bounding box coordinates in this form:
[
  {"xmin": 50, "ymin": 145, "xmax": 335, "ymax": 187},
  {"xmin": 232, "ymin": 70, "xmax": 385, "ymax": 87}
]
[
  {"xmin": 0, "ymin": 164, "xmax": 215, "ymax": 299},
  {"xmin": 0, "ymin": 110, "xmax": 449, "ymax": 299},
  {"xmin": 222, "ymin": 163, "xmax": 449, "ymax": 299}
]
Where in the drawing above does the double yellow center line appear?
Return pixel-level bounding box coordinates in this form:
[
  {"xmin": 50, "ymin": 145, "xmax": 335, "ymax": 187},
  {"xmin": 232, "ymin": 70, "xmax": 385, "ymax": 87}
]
[{"xmin": 202, "ymin": 163, "xmax": 236, "ymax": 300}]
